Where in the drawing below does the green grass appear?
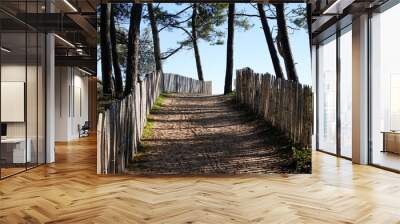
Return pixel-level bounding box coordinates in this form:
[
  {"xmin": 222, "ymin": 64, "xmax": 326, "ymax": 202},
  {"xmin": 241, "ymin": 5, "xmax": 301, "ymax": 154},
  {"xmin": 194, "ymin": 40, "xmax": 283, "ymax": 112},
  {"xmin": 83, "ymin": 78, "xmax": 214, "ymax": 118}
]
[
  {"xmin": 142, "ymin": 118, "xmax": 155, "ymax": 139},
  {"xmin": 152, "ymin": 93, "xmax": 168, "ymax": 111},
  {"xmin": 138, "ymin": 120, "xmax": 153, "ymax": 154},
  {"xmin": 140, "ymin": 94, "xmax": 168, "ymax": 146},
  {"xmin": 227, "ymin": 91, "xmax": 236, "ymax": 97}
]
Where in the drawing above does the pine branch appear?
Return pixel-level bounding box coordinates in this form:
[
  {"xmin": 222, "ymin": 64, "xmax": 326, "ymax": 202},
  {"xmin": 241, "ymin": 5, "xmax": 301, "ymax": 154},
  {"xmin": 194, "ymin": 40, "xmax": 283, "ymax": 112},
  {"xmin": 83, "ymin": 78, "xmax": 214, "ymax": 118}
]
[
  {"xmin": 158, "ymin": 16, "xmax": 191, "ymax": 32},
  {"xmin": 235, "ymin": 13, "xmax": 276, "ymax": 19},
  {"xmin": 171, "ymin": 25, "xmax": 193, "ymax": 40},
  {"xmin": 161, "ymin": 44, "xmax": 185, "ymax": 60}
]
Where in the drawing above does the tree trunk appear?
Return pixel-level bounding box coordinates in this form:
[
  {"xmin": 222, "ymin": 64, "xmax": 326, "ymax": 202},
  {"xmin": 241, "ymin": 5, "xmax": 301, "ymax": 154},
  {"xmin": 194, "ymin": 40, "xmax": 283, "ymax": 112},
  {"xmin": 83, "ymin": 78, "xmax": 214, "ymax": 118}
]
[
  {"xmin": 224, "ymin": 3, "xmax": 235, "ymax": 95},
  {"xmin": 100, "ymin": 4, "xmax": 113, "ymax": 95},
  {"xmin": 307, "ymin": 3, "xmax": 312, "ymax": 52},
  {"xmin": 124, "ymin": 3, "xmax": 143, "ymax": 96},
  {"xmin": 192, "ymin": 3, "xmax": 204, "ymax": 81},
  {"xmin": 275, "ymin": 3, "xmax": 298, "ymax": 82},
  {"xmin": 257, "ymin": 3, "xmax": 284, "ymax": 80},
  {"xmin": 147, "ymin": 3, "xmax": 163, "ymax": 74},
  {"xmin": 110, "ymin": 5, "xmax": 123, "ymax": 99}
]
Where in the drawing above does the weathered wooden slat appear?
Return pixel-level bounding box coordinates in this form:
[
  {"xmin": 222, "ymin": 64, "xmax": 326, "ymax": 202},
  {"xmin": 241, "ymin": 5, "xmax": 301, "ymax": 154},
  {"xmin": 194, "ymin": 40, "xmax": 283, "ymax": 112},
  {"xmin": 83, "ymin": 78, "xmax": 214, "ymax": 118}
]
[
  {"xmin": 161, "ymin": 73, "xmax": 212, "ymax": 95},
  {"xmin": 235, "ymin": 68, "xmax": 313, "ymax": 148},
  {"xmin": 97, "ymin": 72, "xmax": 212, "ymax": 174}
]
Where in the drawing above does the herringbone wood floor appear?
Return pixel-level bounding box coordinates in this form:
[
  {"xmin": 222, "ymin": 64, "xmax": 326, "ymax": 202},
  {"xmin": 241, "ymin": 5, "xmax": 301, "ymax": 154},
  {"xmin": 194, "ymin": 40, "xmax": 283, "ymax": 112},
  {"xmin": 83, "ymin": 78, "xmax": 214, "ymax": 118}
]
[{"xmin": 1, "ymin": 136, "xmax": 400, "ymax": 223}]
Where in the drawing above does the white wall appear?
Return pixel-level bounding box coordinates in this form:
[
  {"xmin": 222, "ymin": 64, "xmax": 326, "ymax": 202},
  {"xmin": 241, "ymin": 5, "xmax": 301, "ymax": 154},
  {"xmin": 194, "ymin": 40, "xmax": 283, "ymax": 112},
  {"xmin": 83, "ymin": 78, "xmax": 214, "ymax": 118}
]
[
  {"xmin": 55, "ymin": 66, "xmax": 69, "ymax": 141},
  {"xmin": 71, "ymin": 72, "xmax": 89, "ymax": 138},
  {"xmin": 55, "ymin": 67, "xmax": 89, "ymax": 141},
  {"xmin": 1, "ymin": 64, "xmax": 43, "ymax": 138}
]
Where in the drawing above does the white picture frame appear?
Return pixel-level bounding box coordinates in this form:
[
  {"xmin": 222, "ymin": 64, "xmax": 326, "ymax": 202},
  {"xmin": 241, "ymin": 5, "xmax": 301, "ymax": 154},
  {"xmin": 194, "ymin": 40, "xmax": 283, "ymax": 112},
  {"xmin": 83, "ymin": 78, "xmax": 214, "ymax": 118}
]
[{"xmin": 1, "ymin": 81, "xmax": 25, "ymax": 122}]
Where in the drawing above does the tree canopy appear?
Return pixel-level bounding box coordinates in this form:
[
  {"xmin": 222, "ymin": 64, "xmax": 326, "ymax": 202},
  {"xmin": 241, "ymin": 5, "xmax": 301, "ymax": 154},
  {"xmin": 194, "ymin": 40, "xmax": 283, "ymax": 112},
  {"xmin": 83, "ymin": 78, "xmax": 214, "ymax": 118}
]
[{"xmin": 99, "ymin": 3, "xmax": 308, "ymax": 98}]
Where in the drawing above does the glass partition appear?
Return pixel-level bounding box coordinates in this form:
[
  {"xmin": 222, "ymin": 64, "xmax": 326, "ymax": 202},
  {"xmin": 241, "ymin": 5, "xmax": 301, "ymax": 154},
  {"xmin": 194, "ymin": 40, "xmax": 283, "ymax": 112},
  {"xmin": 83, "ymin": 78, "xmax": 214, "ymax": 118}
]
[
  {"xmin": 339, "ymin": 26, "xmax": 352, "ymax": 158},
  {"xmin": 370, "ymin": 3, "xmax": 400, "ymax": 171},
  {"xmin": 27, "ymin": 31, "xmax": 38, "ymax": 169},
  {"xmin": 317, "ymin": 35, "xmax": 337, "ymax": 154},
  {"xmin": 1, "ymin": 31, "xmax": 28, "ymax": 178},
  {"xmin": 0, "ymin": 1, "xmax": 46, "ymax": 179},
  {"xmin": 38, "ymin": 32, "xmax": 45, "ymax": 165}
]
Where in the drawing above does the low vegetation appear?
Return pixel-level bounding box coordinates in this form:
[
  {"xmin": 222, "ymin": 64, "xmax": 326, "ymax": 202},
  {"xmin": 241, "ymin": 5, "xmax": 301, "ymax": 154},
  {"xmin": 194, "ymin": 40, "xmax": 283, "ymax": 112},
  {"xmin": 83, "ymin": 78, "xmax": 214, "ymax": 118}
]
[
  {"xmin": 227, "ymin": 91, "xmax": 236, "ymax": 97},
  {"xmin": 142, "ymin": 118, "xmax": 155, "ymax": 139},
  {"xmin": 136, "ymin": 94, "xmax": 167, "ymax": 155},
  {"xmin": 152, "ymin": 93, "xmax": 168, "ymax": 111},
  {"xmin": 289, "ymin": 144, "xmax": 312, "ymax": 173}
]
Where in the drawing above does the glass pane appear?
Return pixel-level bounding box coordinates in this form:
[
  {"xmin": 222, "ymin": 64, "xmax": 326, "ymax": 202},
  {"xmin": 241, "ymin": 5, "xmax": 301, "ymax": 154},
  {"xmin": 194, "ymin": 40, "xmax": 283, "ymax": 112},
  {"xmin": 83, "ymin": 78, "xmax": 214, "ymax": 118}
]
[
  {"xmin": 318, "ymin": 36, "xmax": 337, "ymax": 154},
  {"xmin": 27, "ymin": 31, "xmax": 38, "ymax": 169},
  {"xmin": 0, "ymin": 0, "xmax": 47, "ymax": 178},
  {"xmin": 73, "ymin": 69, "xmax": 88, "ymax": 139},
  {"xmin": 26, "ymin": 0, "xmax": 39, "ymax": 169},
  {"xmin": 340, "ymin": 28, "xmax": 352, "ymax": 158},
  {"xmin": 38, "ymin": 32, "xmax": 45, "ymax": 165},
  {"xmin": 0, "ymin": 1, "xmax": 30, "ymax": 32},
  {"xmin": 1, "ymin": 31, "xmax": 27, "ymax": 177},
  {"xmin": 371, "ymin": 4, "xmax": 400, "ymax": 171}
]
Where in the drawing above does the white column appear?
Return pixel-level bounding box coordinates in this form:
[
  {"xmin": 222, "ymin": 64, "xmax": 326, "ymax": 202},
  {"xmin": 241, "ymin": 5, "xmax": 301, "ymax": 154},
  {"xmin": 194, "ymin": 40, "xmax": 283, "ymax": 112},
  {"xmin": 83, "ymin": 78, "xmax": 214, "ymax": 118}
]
[
  {"xmin": 352, "ymin": 14, "xmax": 369, "ymax": 164},
  {"xmin": 46, "ymin": 33, "xmax": 55, "ymax": 163},
  {"xmin": 45, "ymin": 0, "xmax": 55, "ymax": 163}
]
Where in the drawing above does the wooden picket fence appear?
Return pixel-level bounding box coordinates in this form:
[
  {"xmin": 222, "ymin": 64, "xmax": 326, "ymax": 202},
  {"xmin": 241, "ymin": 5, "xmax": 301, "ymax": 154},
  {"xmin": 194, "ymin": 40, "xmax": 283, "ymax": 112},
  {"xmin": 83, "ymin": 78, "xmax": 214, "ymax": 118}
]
[
  {"xmin": 162, "ymin": 73, "xmax": 212, "ymax": 95},
  {"xmin": 235, "ymin": 68, "xmax": 313, "ymax": 147},
  {"xmin": 97, "ymin": 72, "xmax": 212, "ymax": 174}
]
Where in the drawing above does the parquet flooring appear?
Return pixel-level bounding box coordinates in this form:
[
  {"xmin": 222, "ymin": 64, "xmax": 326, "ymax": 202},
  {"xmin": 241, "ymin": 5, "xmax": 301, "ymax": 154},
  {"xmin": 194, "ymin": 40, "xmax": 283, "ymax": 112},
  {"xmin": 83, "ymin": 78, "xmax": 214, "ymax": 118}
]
[{"xmin": 1, "ymin": 136, "xmax": 400, "ymax": 223}]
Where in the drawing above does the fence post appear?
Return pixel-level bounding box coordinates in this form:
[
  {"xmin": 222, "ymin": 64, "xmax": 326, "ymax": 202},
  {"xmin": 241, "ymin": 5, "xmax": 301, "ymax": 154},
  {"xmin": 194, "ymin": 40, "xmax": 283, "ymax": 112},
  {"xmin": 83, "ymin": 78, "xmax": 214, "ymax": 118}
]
[
  {"xmin": 234, "ymin": 68, "xmax": 313, "ymax": 148},
  {"xmin": 97, "ymin": 72, "xmax": 213, "ymax": 174}
]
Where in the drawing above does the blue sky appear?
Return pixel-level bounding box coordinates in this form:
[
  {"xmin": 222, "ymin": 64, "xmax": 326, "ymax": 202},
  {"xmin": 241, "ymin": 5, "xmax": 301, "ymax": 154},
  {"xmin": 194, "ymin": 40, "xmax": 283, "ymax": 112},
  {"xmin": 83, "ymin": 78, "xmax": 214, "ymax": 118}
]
[{"xmin": 98, "ymin": 3, "xmax": 311, "ymax": 95}]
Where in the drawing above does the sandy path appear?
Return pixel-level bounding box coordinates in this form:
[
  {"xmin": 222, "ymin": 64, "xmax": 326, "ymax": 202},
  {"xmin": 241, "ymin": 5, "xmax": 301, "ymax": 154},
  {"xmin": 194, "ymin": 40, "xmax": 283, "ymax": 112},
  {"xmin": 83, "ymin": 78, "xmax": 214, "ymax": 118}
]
[{"xmin": 128, "ymin": 94, "xmax": 293, "ymax": 175}]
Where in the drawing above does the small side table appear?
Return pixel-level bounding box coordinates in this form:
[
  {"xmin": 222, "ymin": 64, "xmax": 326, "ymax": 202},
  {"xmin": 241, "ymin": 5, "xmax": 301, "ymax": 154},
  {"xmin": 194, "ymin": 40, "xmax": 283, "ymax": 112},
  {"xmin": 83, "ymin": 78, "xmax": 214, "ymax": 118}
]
[{"xmin": 381, "ymin": 131, "xmax": 400, "ymax": 154}]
